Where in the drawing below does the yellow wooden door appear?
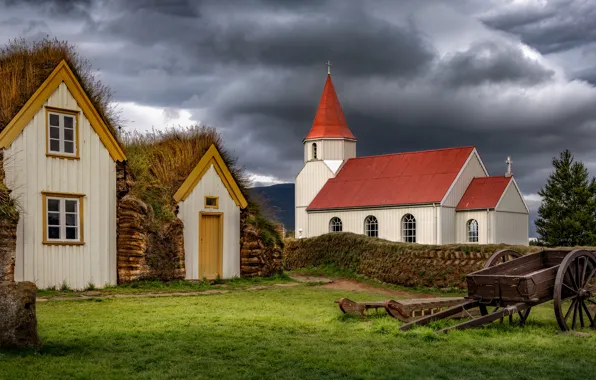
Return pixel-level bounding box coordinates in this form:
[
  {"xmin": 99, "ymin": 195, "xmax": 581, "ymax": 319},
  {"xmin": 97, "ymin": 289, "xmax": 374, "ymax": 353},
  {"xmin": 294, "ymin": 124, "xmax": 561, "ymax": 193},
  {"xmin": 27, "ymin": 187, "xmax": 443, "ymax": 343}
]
[{"xmin": 199, "ymin": 214, "xmax": 222, "ymax": 280}]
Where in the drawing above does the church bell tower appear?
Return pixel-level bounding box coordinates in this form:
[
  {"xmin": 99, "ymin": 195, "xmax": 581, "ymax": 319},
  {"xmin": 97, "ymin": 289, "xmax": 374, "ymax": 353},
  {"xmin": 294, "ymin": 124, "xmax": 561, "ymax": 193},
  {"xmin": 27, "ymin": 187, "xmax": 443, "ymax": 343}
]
[{"xmin": 295, "ymin": 62, "xmax": 357, "ymax": 238}]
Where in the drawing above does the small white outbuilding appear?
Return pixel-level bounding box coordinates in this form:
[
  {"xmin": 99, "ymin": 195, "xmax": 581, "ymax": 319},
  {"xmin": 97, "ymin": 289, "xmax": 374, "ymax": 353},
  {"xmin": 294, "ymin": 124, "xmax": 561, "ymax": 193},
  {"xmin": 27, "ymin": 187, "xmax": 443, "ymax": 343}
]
[{"xmin": 174, "ymin": 145, "xmax": 248, "ymax": 280}]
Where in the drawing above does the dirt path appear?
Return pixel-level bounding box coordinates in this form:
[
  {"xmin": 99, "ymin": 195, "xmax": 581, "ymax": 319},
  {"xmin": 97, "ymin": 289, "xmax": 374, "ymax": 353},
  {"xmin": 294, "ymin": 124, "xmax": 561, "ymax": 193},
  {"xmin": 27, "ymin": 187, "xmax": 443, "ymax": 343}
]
[
  {"xmin": 287, "ymin": 274, "xmax": 436, "ymax": 299},
  {"xmin": 37, "ymin": 283, "xmax": 302, "ymax": 302},
  {"xmin": 38, "ymin": 275, "xmax": 441, "ymax": 302}
]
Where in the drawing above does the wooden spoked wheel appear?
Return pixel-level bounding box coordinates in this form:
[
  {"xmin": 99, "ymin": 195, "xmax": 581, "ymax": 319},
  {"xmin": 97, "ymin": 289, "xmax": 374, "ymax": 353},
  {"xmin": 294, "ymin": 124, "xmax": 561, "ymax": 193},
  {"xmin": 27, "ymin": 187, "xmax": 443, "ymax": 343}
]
[
  {"xmin": 554, "ymin": 250, "xmax": 596, "ymax": 331},
  {"xmin": 483, "ymin": 249, "xmax": 523, "ymax": 269},
  {"xmin": 480, "ymin": 249, "xmax": 525, "ymax": 318}
]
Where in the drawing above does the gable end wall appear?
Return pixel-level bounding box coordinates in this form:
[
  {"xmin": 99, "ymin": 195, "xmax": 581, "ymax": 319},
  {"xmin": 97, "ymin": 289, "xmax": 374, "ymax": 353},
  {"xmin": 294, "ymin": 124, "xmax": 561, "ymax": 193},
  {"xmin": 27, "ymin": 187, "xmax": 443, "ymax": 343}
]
[{"xmin": 3, "ymin": 83, "xmax": 117, "ymax": 289}]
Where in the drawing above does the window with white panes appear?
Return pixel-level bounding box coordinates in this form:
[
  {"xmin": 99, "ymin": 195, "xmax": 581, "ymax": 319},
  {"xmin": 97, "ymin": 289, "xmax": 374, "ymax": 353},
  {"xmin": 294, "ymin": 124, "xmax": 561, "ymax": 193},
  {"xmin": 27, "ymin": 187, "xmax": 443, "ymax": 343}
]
[
  {"xmin": 467, "ymin": 219, "xmax": 479, "ymax": 243},
  {"xmin": 402, "ymin": 214, "xmax": 416, "ymax": 243},
  {"xmin": 43, "ymin": 193, "xmax": 84, "ymax": 244},
  {"xmin": 364, "ymin": 215, "xmax": 378, "ymax": 237},
  {"xmin": 329, "ymin": 217, "xmax": 342, "ymax": 232},
  {"xmin": 47, "ymin": 109, "xmax": 77, "ymax": 157}
]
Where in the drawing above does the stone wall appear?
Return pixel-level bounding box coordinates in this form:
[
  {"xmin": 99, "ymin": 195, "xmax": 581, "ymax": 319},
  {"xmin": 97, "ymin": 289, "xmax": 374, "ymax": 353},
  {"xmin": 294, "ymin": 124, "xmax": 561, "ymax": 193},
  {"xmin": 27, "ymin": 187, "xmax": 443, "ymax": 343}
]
[
  {"xmin": 116, "ymin": 162, "xmax": 185, "ymax": 283},
  {"xmin": 0, "ymin": 219, "xmax": 16, "ymax": 282},
  {"xmin": 284, "ymin": 232, "xmax": 538, "ymax": 288},
  {"xmin": 240, "ymin": 208, "xmax": 283, "ymax": 277},
  {"xmin": 0, "ymin": 154, "xmax": 40, "ymax": 348},
  {"xmin": 117, "ymin": 195, "xmax": 151, "ymax": 282}
]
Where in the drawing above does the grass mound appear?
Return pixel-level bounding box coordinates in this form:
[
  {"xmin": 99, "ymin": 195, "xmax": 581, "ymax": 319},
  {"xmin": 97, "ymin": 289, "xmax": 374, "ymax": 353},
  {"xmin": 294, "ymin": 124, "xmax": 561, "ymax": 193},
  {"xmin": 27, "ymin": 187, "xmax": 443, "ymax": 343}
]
[{"xmin": 0, "ymin": 37, "xmax": 119, "ymax": 139}]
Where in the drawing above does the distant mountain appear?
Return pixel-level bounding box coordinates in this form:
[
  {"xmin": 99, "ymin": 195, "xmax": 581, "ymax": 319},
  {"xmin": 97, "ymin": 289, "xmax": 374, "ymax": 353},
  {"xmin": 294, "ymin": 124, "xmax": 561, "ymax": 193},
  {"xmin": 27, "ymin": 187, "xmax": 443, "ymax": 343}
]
[{"xmin": 248, "ymin": 183, "xmax": 295, "ymax": 231}]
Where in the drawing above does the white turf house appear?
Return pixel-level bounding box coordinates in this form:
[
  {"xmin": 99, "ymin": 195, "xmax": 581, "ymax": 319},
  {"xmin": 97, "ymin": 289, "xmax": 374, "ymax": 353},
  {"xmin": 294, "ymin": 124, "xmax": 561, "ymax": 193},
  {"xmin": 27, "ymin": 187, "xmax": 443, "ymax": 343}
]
[{"xmin": 295, "ymin": 69, "xmax": 529, "ymax": 246}]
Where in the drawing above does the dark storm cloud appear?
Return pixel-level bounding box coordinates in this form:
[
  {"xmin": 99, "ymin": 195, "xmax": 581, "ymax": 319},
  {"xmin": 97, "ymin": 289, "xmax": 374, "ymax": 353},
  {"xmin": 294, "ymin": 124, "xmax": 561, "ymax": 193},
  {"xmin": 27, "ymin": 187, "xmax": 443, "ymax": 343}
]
[
  {"xmin": 3, "ymin": 0, "xmax": 93, "ymax": 18},
  {"xmin": 437, "ymin": 40, "xmax": 555, "ymax": 86},
  {"xmin": 480, "ymin": 0, "xmax": 596, "ymax": 54},
  {"xmin": 2, "ymin": 0, "xmax": 596, "ymax": 237}
]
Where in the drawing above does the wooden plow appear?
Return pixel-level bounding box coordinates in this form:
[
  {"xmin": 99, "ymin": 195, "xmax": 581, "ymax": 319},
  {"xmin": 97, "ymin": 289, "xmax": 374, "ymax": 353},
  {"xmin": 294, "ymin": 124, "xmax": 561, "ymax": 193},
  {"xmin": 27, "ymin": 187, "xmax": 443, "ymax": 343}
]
[
  {"xmin": 399, "ymin": 249, "xmax": 596, "ymax": 333},
  {"xmin": 337, "ymin": 297, "xmax": 468, "ymax": 322}
]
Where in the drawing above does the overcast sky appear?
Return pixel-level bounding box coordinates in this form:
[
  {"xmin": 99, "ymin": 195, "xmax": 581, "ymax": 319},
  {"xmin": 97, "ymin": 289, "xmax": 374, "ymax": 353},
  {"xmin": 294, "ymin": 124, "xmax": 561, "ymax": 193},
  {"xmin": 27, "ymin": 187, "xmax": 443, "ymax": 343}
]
[{"xmin": 2, "ymin": 0, "xmax": 596, "ymax": 235}]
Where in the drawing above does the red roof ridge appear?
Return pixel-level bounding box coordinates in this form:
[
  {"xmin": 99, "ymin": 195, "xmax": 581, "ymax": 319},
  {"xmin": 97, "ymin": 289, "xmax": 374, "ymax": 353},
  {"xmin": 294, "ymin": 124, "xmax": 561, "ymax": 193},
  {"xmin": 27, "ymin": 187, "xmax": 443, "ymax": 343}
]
[
  {"xmin": 305, "ymin": 74, "xmax": 356, "ymax": 140},
  {"xmin": 346, "ymin": 146, "xmax": 476, "ymax": 161},
  {"xmin": 456, "ymin": 175, "xmax": 513, "ymax": 211}
]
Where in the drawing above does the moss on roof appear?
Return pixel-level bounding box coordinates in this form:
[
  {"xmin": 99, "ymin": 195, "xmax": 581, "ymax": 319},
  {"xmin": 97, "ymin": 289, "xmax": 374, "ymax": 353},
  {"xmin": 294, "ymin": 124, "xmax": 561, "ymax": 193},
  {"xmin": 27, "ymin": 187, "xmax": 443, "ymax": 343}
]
[
  {"xmin": 0, "ymin": 37, "xmax": 120, "ymax": 141},
  {"xmin": 123, "ymin": 126, "xmax": 249, "ymax": 224}
]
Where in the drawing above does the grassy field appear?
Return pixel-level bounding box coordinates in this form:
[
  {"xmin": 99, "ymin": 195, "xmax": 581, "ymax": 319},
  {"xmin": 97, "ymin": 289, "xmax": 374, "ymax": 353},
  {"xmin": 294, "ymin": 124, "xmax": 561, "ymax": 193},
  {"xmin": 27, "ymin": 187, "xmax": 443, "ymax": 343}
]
[{"xmin": 1, "ymin": 282, "xmax": 596, "ymax": 380}]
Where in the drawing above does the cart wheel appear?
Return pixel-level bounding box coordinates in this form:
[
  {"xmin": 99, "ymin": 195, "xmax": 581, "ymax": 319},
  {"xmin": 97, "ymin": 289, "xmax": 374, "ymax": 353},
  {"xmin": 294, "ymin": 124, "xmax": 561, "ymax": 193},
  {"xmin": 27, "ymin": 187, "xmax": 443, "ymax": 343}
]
[
  {"xmin": 554, "ymin": 250, "xmax": 596, "ymax": 331},
  {"xmin": 483, "ymin": 249, "xmax": 523, "ymax": 269}
]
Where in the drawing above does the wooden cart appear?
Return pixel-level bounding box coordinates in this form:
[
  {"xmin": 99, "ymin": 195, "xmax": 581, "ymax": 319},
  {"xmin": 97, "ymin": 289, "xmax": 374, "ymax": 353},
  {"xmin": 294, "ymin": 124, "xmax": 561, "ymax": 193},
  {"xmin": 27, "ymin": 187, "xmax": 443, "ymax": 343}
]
[{"xmin": 400, "ymin": 249, "xmax": 596, "ymax": 333}]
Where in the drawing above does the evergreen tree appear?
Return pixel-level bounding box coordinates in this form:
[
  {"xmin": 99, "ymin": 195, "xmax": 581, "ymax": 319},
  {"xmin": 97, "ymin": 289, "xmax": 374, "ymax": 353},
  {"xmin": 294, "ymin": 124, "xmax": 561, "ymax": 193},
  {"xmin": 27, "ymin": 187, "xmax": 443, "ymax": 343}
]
[{"xmin": 535, "ymin": 150, "xmax": 596, "ymax": 246}]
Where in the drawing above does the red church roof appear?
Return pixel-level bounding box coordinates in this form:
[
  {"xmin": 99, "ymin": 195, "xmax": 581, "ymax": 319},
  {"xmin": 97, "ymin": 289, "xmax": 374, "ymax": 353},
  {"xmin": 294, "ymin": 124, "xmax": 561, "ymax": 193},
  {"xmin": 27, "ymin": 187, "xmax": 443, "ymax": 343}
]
[
  {"xmin": 305, "ymin": 74, "xmax": 355, "ymax": 141},
  {"xmin": 307, "ymin": 146, "xmax": 475, "ymax": 210},
  {"xmin": 456, "ymin": 176, "xmax": 512, "ymax": 210}
]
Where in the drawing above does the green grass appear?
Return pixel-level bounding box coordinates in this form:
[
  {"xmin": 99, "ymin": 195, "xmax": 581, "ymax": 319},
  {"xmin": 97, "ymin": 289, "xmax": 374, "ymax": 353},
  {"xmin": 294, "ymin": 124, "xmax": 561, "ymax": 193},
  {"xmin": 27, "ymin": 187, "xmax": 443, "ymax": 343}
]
[
  {"xmin": 2, "ymin": 285, "xmax": 595, "ymax": 379},
  {"xmin": 36, "ymin": 273, "xmax": 294, "ymax": 298}
]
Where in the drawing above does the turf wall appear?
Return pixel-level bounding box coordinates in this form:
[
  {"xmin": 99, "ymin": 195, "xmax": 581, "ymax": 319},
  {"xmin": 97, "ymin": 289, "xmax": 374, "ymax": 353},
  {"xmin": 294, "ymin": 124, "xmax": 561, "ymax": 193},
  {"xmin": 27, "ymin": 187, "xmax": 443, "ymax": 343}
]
[{"xmin": 284, "ymin": 233, "xmax": 540, "ymax": 288}]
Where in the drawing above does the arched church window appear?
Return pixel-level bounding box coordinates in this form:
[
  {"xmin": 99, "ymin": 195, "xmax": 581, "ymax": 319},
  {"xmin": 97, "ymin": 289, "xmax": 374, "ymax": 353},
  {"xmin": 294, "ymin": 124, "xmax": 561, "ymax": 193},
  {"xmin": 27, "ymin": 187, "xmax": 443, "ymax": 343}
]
[
  {"xmin": 402, "ymin": 214, "xmax": 416, "ymax": 243},
  {"xmin": 364, "ymin": 215, "xmax": 378, "ymax": 237},
  {"xmin": 329, "ymin": 217, "xmax": 342, "ymax": 232},
  {"xmin": 467, "ymin": 219, "xmax": 478, "ymax": 243},
  {"xmin": 312, "ymin": 143, "xmax": 317, "ymax": 160}
]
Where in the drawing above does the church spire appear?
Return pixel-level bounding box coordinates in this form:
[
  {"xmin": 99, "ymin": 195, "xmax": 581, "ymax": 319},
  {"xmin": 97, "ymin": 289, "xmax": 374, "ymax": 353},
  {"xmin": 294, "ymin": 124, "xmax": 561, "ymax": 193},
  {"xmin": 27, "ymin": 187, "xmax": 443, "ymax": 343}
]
[{"xmin": 304, "ymin": 63, "xmax": 356, "ymax": 141}]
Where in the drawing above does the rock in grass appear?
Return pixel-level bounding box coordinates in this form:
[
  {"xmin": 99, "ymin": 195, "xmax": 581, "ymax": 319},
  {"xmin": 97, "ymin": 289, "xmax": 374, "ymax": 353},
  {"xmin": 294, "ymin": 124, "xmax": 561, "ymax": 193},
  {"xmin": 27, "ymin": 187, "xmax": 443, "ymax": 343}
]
[{"xmin": 0, "ymin": 281, "xmax": 40, "ymax": 348}]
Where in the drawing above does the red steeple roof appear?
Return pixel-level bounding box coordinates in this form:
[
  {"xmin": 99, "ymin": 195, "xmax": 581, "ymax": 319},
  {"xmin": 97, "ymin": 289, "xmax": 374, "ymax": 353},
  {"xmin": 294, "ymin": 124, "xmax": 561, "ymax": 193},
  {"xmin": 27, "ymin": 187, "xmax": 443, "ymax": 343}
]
[{"xmin": 305, "ymin": 74, "xmax": 356, "ymax": 141}]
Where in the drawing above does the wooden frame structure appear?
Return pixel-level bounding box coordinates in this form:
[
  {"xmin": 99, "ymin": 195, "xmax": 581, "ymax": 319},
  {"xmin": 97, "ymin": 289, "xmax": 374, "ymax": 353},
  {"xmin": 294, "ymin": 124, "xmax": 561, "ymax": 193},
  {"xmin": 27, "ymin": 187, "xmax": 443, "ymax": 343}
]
[{"xmin": 399, "ymin": 249, "xmax": 596, "ymax": 333}]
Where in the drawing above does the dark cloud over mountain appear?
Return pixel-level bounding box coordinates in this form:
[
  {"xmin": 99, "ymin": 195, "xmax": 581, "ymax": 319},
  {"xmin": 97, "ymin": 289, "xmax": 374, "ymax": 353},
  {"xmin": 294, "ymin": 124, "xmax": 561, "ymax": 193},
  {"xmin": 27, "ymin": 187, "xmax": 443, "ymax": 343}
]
[{"xmin": 2, "ymin": 0, "xmax": 596, "ymax": 236}]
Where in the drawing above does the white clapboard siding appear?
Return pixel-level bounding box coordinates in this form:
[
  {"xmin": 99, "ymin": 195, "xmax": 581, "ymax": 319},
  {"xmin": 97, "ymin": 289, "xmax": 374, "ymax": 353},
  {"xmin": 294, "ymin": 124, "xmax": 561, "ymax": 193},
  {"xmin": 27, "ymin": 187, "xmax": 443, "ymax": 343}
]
[
  {"xmin": 440, "ymin": 207, "xmax": 456, "ymax": 244},
  {"xmin": 177, "ymin": 165, "xmax": 241, "ymax": 279},
  {"xmin": 496, "ymin": 181, "xmax": 528, "ymax": 213},
  {"xmin": 304, "ymin": 140, "xmax": 356, "ymax": 162},
  {"xmin": 494, "ymin": 212, "xmax": 529, "ymax": 246},
  {"xmin": 295, "ymin": 161, "xmax": 335, "ymax": 238},
  {"xmin": 442, "ymin": 151, "xmax": 487, "ymax": 207},
  {"xmin": 455, "ymin": 210, "xmax": 490, "ymax": 244},
  {"xmin": 307, "ymin": 205, "xmax": 437, "ymax": 244},
  {"xmin": 3, "ymin": 83, "xmax": 117, "ymax": 290}
]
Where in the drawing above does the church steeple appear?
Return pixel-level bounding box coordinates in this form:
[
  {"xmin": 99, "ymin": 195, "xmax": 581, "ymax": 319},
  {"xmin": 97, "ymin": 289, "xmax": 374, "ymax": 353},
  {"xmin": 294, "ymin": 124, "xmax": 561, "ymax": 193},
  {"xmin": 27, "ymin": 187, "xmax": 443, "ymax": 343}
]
[{"xmin": 304, "ymin": 66, "xmax": 356, "ymax": 142}]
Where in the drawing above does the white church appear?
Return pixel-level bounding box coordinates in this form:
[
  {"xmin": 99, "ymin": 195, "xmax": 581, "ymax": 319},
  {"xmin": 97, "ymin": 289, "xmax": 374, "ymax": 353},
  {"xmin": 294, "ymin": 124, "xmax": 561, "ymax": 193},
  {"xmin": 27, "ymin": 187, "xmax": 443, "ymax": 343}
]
[{"xmin": 295, "ymin": 68, "xmax": 529, "ymax": 246}]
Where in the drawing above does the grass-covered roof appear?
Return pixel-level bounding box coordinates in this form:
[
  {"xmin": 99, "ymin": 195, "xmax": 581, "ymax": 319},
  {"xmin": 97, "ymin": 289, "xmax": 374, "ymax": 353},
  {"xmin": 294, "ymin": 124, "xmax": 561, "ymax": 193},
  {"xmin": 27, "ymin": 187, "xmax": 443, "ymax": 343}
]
[
  {"xmin": 0, "ymin": 37, "xmax": 119, "ymax": 139},
  {"xmin": 123, "ymin": 126, "xmax": 249, "ymax": 223}
]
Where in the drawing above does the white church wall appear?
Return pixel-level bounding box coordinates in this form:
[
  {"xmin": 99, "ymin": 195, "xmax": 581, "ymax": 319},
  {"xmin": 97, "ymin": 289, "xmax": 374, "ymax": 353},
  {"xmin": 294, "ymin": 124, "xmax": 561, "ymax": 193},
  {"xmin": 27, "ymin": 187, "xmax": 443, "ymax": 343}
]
[
  {"xmin": 295, "ymin": 161, "xmax": 335, "ymax": 238},
  {"xmin": 494, "ymin": 212, "xmax": 529, "ymax": 246},
  {"xmin": 307, "ymin": 205, "xmax": 436, "ymax": 244},
  {"xmin": 344, "ymin": 141, "xmax": 356, "ymax": 159},
  {"xmin": 303, "ymin": 140, "xmax": 356, "ymax": 162},
  {"xmin": 496, "ymin": 180, "xmax": 528, "ymax": 214},
  {"xmin": 440, "ymin": 207, "xmax": 456, "ymax": 244},
  {"xmin": 456, "ymin": 211, "xmax": 489, "ymax": 244},
  {"xmin": 442, "ymin": 151, "xmax": 487, "ymax": 207}
]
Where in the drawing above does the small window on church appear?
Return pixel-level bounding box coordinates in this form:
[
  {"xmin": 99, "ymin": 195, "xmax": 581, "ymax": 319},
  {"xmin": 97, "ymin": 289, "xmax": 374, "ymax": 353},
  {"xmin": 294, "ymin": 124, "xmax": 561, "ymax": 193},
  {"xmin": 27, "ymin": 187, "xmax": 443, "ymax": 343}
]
[
  {"xmin": 46, "ymin": 107, "xmax": 79, "ymax": 159},
  {"xmin": 312, "ymin": 143, "xmax": 317, "ymax": 160},
  {"xmin": 205, "ymin": 196, "xmax": 219, "ymax": 209},
  {"xmin": 364, "ymin": 215, "xmax": 378, "ymax": 237},
  {"xmin": 402, "ymin": 214, "xmax": 416, "ymax": 243},
  {"xmin": 467, "ymin": 219, "xmax": 478, "ymax": 243},
  {"xmin": 329, "ymin": 217, "xmax": 342, "ymax": 232}
]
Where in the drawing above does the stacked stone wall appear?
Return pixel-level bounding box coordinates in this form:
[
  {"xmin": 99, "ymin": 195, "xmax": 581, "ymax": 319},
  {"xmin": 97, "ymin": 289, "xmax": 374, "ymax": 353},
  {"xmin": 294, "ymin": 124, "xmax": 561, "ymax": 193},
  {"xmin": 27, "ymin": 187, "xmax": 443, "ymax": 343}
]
[{"xmin": 284, "ymin": 232, "xmax": 539, "ymax": 288}]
